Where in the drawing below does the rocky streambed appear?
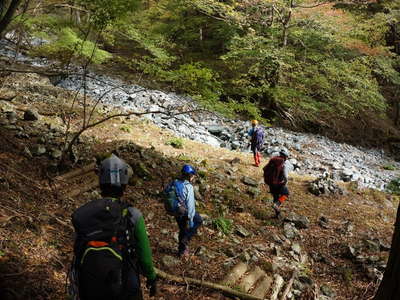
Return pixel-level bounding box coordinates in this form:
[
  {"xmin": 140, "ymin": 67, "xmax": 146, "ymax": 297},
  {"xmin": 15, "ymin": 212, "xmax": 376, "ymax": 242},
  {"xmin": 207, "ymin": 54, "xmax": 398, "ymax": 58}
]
[{"xmin": 1, "ymin": 39, "xmax": 399, "ymax": 190}]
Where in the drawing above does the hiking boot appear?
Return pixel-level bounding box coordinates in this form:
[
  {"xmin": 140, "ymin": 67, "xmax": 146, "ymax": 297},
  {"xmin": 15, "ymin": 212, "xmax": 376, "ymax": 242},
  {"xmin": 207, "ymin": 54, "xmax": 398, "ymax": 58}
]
[{"xmin": 272, "ymin": 202, "xmax": 281, "ymax": 217}]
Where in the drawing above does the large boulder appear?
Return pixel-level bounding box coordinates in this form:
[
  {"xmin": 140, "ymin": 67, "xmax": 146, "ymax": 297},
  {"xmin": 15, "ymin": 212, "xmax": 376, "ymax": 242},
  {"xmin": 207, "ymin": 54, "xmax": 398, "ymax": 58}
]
[
  {"xmin": 284, "ymin": 212, "xmax": 310, "ymax": 229},
  {"xmin": 309, "ymin": 174, "xmax": 344, "ymax": 196},
  {"xmin": 31, "ymin": 144, "xmax": 46, "ymax": 156},
  {"xmin": 241, "ymin": 176, "xmax": 258, "ymax": 187},
  {"xmin": 207, "ymin": 125, "xmax": 226, "ymax": 135},
  {"xmin": 283, "ymin": 222, "xmax": 299, "ymax": 239},
  {"xmin": 24, "ymin": 109, "xmax": 40, "ymax": 121}
]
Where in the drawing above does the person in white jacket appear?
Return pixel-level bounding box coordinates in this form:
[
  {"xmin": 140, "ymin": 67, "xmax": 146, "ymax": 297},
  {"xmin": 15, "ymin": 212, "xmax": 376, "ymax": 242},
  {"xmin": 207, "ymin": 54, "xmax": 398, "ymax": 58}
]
[{"xmin": 165, "ymin": 164, "xmax": 203, "ymax": 257}]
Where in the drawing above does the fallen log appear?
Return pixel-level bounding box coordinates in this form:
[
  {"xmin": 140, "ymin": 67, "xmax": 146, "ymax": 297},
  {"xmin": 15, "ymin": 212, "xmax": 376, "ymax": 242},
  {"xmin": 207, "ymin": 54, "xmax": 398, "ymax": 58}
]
[
  {"xmin": 280, "ymin": 270, "xmax": 298, "ymax": 300},
  {"xmin": 155, "ymin": 268, "xmax": 263, "ymax": 300},
  {"xmin": 271, "ymin": 274, "xmax": 284, "ymax": 300},
  {"xmin": 55, "ymin": 163, "xmax": 96, "ymax": 182},
  {"xmin": 64, "ymin": 179, "xmax": 98, "ymax": 199}
]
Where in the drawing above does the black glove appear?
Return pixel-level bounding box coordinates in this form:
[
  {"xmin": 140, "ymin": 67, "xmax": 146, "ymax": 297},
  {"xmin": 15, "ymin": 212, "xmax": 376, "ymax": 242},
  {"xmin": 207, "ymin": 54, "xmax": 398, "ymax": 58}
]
[{"xmin": 147, "ymin": 278, "xmax": 158, "ymax": 297}]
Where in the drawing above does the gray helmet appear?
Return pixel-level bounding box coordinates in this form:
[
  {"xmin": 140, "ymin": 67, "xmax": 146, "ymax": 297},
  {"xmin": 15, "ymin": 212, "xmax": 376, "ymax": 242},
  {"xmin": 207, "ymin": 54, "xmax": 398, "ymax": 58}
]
[
  {"xmin": 279, "ymin": 148, "xmax": 289, "ymax": 158},
  {"xmin": 99, "ymin": 154, "xmax": 132, "ymax": 186}
]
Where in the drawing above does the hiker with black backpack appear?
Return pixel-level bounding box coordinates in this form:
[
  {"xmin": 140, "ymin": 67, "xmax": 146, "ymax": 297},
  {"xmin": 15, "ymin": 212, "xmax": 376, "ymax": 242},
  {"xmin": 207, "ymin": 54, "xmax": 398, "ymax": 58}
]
[
  {"xmin": 248, "ymin": 120, "xmax": 265, "ymax": 167},
  {"xmin": 163, "ymin": 164, "xmax": 203, "ymax": 258},
  {"xmin": 263, "ymin": 149, "xmax": 290, "ymax": 218},
  {"xmin": 69, "ymin": 154, "xmax": 157, "ymax": 300}
]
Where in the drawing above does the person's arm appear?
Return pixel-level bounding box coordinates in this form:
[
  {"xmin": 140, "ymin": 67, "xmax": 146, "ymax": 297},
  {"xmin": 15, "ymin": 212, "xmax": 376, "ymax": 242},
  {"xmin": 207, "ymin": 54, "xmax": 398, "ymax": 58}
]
[
  {"xmin": 283, "ymin": 161, "xmax": 289, "ymax": 184},
  {"xmin": 184, "ymin": 183, "xmax": 196, "ymax": 228},
  {"xmin": 129, "ymin": 208, "xmax": 157, "ymax": 281}
]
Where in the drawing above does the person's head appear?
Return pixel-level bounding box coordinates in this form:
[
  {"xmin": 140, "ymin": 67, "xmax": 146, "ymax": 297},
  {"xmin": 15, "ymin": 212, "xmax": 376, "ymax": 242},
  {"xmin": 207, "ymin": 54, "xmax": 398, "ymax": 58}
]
[
  {"xmin": 99, "ymin": 154, "xmax": 132, "ymax": 198},
  {"xmin": 279, "ymin": 149, "xmax": 289, "ymax": 160},
  {"xmin": 181, "ymin": 164, "xmax": 196, "ymax": 182},
  {"xmin": 251, "ymin": 120, "xmax": 258, "ymax": 127}
]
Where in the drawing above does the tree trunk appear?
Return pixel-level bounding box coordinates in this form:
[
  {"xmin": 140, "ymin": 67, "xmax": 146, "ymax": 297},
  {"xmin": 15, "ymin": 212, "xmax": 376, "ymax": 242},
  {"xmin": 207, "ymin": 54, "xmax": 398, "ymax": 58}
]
[
  {"xmin": 281, "ymin": 0, "xmax": 293, "ymax": 47},
  {"xmin": 374, "ymin": 202, "xmax": 400, "ymax": 299},
  {"xmin": 75, "ymin": 10, "xmax": 81, "ymax": 24},
  {"xmin": 282, "ymin": 24, "xmax": 289, "ymax": 47},
  {"xmin": 0, "ymin": 0, "xmax": 23, "ymax": 38},
  {"xmin": 155, "ymin": 268, "xmax": 263, "ymax": 300}
]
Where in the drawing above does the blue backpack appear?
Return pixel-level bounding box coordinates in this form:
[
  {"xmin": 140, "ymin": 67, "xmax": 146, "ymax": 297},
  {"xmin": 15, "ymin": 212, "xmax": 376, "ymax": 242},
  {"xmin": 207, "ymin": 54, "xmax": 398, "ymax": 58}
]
[
  {"xmin": 163, "ymin": 180, "xmax": 187, "ymax": 216},
  {"xmin": 251, "ymin": 127, "xmax": 265, "ymax": 149}
]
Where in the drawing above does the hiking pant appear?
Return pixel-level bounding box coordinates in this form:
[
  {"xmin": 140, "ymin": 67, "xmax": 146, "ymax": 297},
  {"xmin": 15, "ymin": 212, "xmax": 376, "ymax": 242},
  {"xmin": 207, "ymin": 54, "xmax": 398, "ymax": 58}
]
[
  {"xmin": 79, "ymin": 251, "xmax": 142, "ymax": 300},
  {"xmin": 251, "ymin": 147, "xmax": 262, "ymax": 166},
  {"xmin": 269, "ymin": 184, "xmax": 289, "ymax": 205},
  {"xmin": 175, "ymin": 213, "xmax": 203, "ymax": 254}
]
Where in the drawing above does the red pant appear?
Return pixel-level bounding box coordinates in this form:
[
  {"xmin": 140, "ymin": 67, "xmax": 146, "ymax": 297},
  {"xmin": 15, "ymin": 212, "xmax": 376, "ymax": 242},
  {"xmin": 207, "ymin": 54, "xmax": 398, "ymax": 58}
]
[{"xmin": 253, "ymin": 151, "xmax": 261, "ymax": 167}]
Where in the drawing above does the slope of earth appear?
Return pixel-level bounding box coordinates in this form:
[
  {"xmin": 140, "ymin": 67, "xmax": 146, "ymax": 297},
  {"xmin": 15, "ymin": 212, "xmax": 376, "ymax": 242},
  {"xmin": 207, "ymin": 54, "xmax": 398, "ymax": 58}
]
[{"xmin": 0, "ymin": 69, "xmax": 398, "ymax": 299}]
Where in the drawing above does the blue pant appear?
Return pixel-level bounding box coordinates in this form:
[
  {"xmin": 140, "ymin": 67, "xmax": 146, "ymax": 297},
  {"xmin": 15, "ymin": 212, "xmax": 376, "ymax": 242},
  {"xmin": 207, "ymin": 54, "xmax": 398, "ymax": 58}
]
[{"xmin": 175, "ymin": 213, "xmax": 203, "ymax": 254}]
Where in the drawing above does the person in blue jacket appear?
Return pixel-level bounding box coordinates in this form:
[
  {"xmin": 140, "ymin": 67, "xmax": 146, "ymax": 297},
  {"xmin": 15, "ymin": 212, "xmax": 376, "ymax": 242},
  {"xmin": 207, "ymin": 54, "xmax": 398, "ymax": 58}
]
[{"xmin": 165, "ymin": 165, "xmax": 203, "ymax": 257}]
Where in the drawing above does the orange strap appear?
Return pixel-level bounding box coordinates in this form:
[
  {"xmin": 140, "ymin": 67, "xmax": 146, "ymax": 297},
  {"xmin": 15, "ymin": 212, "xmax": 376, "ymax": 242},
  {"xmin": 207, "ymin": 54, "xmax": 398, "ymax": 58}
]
[
  {"xmin": 87, "ymin": 241, "xmax": 109, "ymax": 247},
  {"xmin": 87, "ymin": 237, "xmax": 117, "ymax": 247},
  {"xmin": 278, "ymin": 195, "xmax": 288, "ymax": 204}
]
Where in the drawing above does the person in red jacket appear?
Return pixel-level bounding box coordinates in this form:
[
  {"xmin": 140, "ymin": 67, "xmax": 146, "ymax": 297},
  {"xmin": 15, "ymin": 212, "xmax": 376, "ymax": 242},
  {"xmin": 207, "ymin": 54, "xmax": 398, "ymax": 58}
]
[{"xmin": 263, "ymin": 149, "xmax": 290, "ymax": 217}]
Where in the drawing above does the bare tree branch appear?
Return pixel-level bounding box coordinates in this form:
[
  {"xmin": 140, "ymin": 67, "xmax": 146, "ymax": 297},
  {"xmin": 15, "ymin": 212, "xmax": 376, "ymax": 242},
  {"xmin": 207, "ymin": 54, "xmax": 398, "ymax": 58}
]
[{"xmin": 53, "ymin": 3, "xmax": 88, "ymax": 12}]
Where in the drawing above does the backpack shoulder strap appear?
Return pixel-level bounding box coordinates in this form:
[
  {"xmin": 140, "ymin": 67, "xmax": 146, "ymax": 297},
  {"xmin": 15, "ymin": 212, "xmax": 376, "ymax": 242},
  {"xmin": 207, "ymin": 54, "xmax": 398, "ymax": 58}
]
[{"xmin": 127, "ymin": 207, "xmax": 142, "ymax": 226}]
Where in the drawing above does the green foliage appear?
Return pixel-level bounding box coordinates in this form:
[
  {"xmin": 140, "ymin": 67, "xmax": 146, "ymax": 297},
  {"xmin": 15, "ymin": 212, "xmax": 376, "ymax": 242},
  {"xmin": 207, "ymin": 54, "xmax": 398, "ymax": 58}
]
[
  {"xmin": 212, "ymin": 217, "xmax": 233, "ymax": 235},
  {"xmin": 387, "ymin": 177, "xmax": 400, "ymax": 195},
  {"xmin": 31, "ymin": 27, "xmax": 112, "ymax": 64},
  {"xmin": 144, "ymin": 0, "xmax": 239, "ymax": 54},
  {"xmin": 277, "ymin": 57, "xmax": 387, "ymax": 117},
  {"xmin": 177, "ymin": 153, "xmax": 191, "ymax": 162},
  {"xmin": 197, "ymin": 170, "xmax": 207, "ymax": 178},
  {"xmin": 166, "ymin": 137, "xmax": 184, "ymax": 149},
  {"xmin": 339, "ymin": 266, "xmax": 354, "ymax": 284},
  {"xmin": 120, "ymin": 125, "xmax": 132, "ymax": 133},
  {"xmin": 250, "ymin": 207, "xmax": 270, "ymax": 221},
  {"xmin": 222, "ymin": 20, "xmax": 388, "ymax": 121},
  {"xmin": 232, "ymin": 286, "xmax": 244, "ymax": 292},
  {"xmin": 372, "ymin": 56, "xmax": 400, "ymax": 86},
  {"xmin": 383, "ymin": 164, "xmax": 397, "ymax": 171},
  {"xmin": 77, "ymin": 0, "xmax": 140, "ymax": 26},
  {"xmin": 13, "ymin": 14, "xmax": 71, "ymax": 34},
  {"xmin": 348, "ymin": 13, "xmax": 390, "ymax": 46},
  {"xmin": 167, "ymin": 62, "xmax": 222, "ymax": 101},
  {"xmin": 14, "ymin": 0, "xmax": 400, "ymax": 131},
  {"xmin": 299, "ymin": 264, "xmax": 313, "ymax": 277}
]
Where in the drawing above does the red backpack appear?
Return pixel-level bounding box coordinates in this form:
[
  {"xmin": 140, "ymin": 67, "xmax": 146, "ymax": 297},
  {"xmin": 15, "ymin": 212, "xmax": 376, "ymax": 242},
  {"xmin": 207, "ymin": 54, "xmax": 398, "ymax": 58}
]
[{"xmin": 263, "ymin": 156, "xmax": 285, "ymax": 185}]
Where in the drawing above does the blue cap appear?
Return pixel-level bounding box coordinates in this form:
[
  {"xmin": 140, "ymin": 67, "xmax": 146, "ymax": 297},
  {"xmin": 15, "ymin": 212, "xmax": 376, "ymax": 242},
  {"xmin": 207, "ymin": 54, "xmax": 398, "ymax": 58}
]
[{"xmin": 182, "ymin": 164, "xmax": 196, "ymax": 175}]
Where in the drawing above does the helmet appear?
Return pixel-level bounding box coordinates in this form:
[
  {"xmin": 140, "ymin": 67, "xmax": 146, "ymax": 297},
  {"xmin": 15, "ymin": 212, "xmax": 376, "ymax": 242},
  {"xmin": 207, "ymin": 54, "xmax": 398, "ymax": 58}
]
[
  {"xmin": 279, "ymin": 149, "xmax": 289, "ymax": 158},
  {"xmin": 99, "ymin": 154, "xmax": 132, "ymax": 187},
  {"xmin": 181, "ymin": 164, "xmax": 196, "ymax": 175},
  {"xmin": 251, "ymin": 120, "xmax": 258, "ymax": 126}
]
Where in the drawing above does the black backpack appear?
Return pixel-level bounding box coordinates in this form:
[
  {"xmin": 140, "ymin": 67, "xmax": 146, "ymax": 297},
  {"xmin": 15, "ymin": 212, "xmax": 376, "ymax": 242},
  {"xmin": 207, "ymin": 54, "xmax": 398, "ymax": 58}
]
[{"xmin": 68, "ymin": 198, "xmax": 136, "ymax": 300}]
